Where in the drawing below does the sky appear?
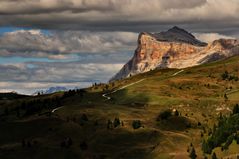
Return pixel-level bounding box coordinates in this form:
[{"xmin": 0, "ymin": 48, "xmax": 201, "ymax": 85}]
[{"xmin": 0, "ymin": 0, "xmax": 238, "ymax": 94}]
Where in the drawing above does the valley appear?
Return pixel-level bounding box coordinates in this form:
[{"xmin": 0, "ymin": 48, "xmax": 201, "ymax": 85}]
[{"xmin": 1, "ymin": 56, "xmax": 239, "ymax": 159}]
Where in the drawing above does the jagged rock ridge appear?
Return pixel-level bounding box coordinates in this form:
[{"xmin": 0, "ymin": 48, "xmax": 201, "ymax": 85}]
[{"xmin": 110, "ymin": 27, "xmax": 239, "ymax": 81}]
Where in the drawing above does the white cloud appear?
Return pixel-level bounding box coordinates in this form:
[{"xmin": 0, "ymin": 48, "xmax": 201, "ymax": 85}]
[
  {"xmin": 0, "ymin": 30, "xmax": 138, "ymax": 58},
  {"xmin": 0, "ymin": 62, "xmax": 124, "ymax": 94},
  {"xmin": 194, "ymin": 33, "xmax": 235, "ymax": 43}
]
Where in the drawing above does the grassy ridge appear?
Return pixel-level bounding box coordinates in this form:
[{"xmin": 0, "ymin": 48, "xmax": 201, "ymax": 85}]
[{"xmin": 0, "ymin": 56, "xmax": 239, "ymax": 159}]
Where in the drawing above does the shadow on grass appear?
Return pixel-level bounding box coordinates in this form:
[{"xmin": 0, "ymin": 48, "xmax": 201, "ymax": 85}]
[
  {"xmin": 0, "ymin": 116, "xmax": 163, "ymax": 159},
  {"xmin": 157, "ymin": 116, "xmax": 195, "ymax": 131},
  {"xmin": 107, "ymin": 89, "xmax": 151, "ymax": 108}
]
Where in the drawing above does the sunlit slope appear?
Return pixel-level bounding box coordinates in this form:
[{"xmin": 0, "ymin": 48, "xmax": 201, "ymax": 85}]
[
  {"xmin": 108, "ymin": 56, "xmax": 239, "ymax": 106},
  {"xmin": 0, "ymin": 56, "xmax": 239, "ymax": 159}
]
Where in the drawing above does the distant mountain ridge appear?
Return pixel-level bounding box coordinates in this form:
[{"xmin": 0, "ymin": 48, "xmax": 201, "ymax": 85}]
[
  {"xmin": 110, "ymin": 26, "xmax": 239, "ymax": 81},
  {"xmin": 33, "ymin": 86, "xmax": 68, "ymax": 95}
]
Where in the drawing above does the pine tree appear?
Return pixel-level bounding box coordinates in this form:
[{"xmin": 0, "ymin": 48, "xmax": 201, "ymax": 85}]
[
  {"xmin": 212, "ymin": 152, "xmax": 217, "ymax": 159},
  {"xmin": 224, "ymin": 94, "xmax": 228, "ymax": 102},
  {"xmin": 233, "ymin": 104, "xmax": 239, "ymax": 114},
  {"xmin": 107, "ymin": 120, "xmax": 113, "ymax": 129},
  {"xmin": 113, "ymin": 118, "xmax": 121, "ymax": 128},
  {"xmin": 189, "ymin": 147, "xmax": 197, "ymax": 159}
]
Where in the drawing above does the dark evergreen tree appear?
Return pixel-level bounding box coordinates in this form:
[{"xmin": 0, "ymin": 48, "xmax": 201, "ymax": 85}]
[
  {"xmin": 81, "ymin": 114, "xmax": 88, "ymax": 121},
  {"xmin": 21, "ymin": 139, "xmax": 26, "ymax": 147},
  {"xmin": 224, "ymin": 94, "xmax": 228, "ymax": 101},
  {"xmin": 221, "ymin": 71, "xmax": 229, "ymax": 80},
  {"xmin": 189, "ymin": 147, "xmax": 197, "ymax": 159},
  {"xmin": 175, "ymin": 110, "xmax": 179, "ymax": 116},
  {"xmin": 233, "ymin": 104, "xmax": 239, "ymax": 114},
  {"xmin": 113, "ymin": 118, "xmax": 121, "ymax": 128},
  {"xmin": 107, "ymin": 120, "xmax": 113, "ymax": 129},
  {"xmin": 157, "ymin": 109, "xmax": 172, "ymax": 121},
  {"xmin": 80, "ymin": 141, "xmax": 88, "ymax": 150},
  {"xmin": 132, "ymin": 120, "xmax": 142, "ymax": 129},
  {"xmin": 4, "ymin": 107, "xmax": 9, "ymax": 115},
  {"xmin": 27, "ymin": 141, "xmax": 32, "ymax": 148},
  {"xmin": 212, "ymin": 152, "xmax": 217, "ymax": 159}
]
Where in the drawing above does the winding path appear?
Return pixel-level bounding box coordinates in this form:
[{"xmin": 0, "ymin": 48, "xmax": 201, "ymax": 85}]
[
  {"xmin": 102, "ymin": 69, "xmax": 184, "ymax": 101},
  {"xmin": 102, "ymin": 79, "xmax": 146, "ymax": 100},
  {"xmin": 51, "ymin": 106, "xmax": 64, "ymax": 113},
  {"xmin": 171, "ymin": 69, "xmax": 184, "ymax": 76}
]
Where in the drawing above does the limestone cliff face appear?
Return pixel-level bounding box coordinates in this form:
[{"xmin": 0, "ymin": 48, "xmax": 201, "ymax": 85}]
[{"xmin": 110, "ymin": 27, "xmax": 239, "ymax": 81}]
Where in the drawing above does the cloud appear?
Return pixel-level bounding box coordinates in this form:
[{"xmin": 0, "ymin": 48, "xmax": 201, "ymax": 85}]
[
  {"xmin": 0, "ymin": 30, "xmax": 138, "ymax": 58},
  {"xmin": 0, "ymin": 81, "xmax": 92, "ymax": 95},
  {"xmin": 0, "ymin": 0, "xmax": 206, "ymax": 15},
  {"xmin": 0, "ymin": 62, "xmax": 124, "ymax": 94},
  {"xmin": 194, "ymin": 33, "xmax": 235, "ymax": 43},
  {"xmin": 0, "ymin": 0, "xmax": 238, "ymax": 35}
]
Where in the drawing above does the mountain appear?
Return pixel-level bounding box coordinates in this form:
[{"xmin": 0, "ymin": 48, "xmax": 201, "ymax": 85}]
[
  {"xmin": 33, "ymin": 86, "xmax": 68, "ymax": 95},
  {"xmin": 1, "ymin": 55, "xmax": 239, "ymax": 159},
  {"xmin": 110, "ymin": 26, "xmax": 239, "ymax": 81}
]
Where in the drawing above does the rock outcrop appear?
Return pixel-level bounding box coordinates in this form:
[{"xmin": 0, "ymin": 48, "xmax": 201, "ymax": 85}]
[{"xmin": 110, "ymin": 27, "xmax": 239, "ymax": 81}]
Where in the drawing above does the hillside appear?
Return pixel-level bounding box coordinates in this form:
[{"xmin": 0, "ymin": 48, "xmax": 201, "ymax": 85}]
[
  {"xmin": 0, "ymin": 92, "xmax": 29, "ymax": 100},
  {"xmin": 0, "ymin": 56, "xmax": 239, "ymax": 159}
]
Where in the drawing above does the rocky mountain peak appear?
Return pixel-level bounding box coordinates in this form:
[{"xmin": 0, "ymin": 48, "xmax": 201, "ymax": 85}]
[
  {"xmin": 110, "ymin": 27, "xmax": 239, "ymax": 81},
  {"xmin": 150, "ymin": 26, "xmax": 207, "ymax": 46}
]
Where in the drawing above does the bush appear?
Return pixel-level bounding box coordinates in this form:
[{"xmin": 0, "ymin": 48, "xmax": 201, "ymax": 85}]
[
  {"xmin": 189, "ymin": 146, "xmax": 197, "ymax": 159},
  {"xmin": 132, "ymin": 120, "xmax": 142, "ymax": 129},
  {"xmin": 113, "ymin": 118, "xmax": 121, "ymax": 128},
  {"xmin": 157, "ymin": 109, "xmax": 172, "ymax": 121},
  {"xmin": 221, "ymin": 71, "xmax": 229, "ymax": 80},
  {"xmin": 236, "ymin": 134, "xmax": 239, "ymax": 144},
  {"xmin": 81, "ymin": 114, "xmax": 88, "ymax": 121},
  {"xmin": 174, "ymin": 110, "xmax": 179, "ymax": 116},
  {"xmin": 80, "ymin": 141, "xmax": 88, "ymax": 150},
  {"xmin": 212, "ymin": 152, "xmax": 218, "ymax": 159},
  {"xmin": 222, "ymin": 134, "xmax": 234, "ymax": 150},
  {"xmin": 233, "ymin": 104, "xmax": 239, "ymax": 115},
  {"xmin": 107, "ymin": 120, "xmax": 113, "ymax": 129},
  {"xmin": 221, "ymin": 71, "xmax": 238, "ymax": 81}
]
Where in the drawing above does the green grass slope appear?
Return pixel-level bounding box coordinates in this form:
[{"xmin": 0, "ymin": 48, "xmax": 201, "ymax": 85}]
[{"xmin": 1, "ymin": 56, "xmax": 239, "ymax": 159}]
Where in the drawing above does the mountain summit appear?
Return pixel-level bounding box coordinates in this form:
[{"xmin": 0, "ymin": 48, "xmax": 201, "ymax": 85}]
[
  {"xmin": 150, "ymin": 26, "xmax": 207, "ymax": 46},
  {"xmin": 110, "ymin": 26, "xmax": 239, "ymax": 81}
]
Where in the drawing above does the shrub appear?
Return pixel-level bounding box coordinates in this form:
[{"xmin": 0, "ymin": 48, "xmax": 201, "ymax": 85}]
[
  {"xmin": 80, "ymin": 141, "xmax": 88, "ymax": 150},
  {"xmin": 222, "ymin": 135, "xmax": 234, "ymax": 150},
  {"xmin": 107, "ymin": 120, "xmax": 113, "ymax": 129},
  {"xmin": 113, "ymin": 118, "xmax": 121, "ymax": 128},
  {"xmin": 233, "ymin": 104, "xmax": 239, "ymax": 115},
  {"xmin": 132, "ymin": 120, "xmax": 142, "ymax": 129},
  {"xmin": 174, "ymin": 110, "xmax": 179, "ymax": 116},
  {"xmin": 236, "ymin": 134, "xmax": 239, "ymax": 144},
  {"xmin": 189, "ymin": 146, "xmax": 197, "ymax": 159},
  {"xmin": 221, "ymin": 71, "xmax": 229, "ymax": 80},
  {"xmin": 81, "ymin": 114, "xmax": 88, "ymax": 121},
  {"xmin": 157, "ymin": 109, "xmax": 172, "ymax": 121},
  {"xmin": 212, "ymin": 152, "xmax": 218, "ymax": 159}
]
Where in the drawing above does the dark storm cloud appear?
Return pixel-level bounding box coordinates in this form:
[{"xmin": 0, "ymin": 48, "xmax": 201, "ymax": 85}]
[
  {"xmin": 1, "ymin": 0, "xmax": 238, "ymax": 35},
  {"xmin": 0, "ymin": 0, "xmax": 115, "ymax": 15},
  {"xmin": 0, "ymin": 0, "xmax": 205, "ymax": 15}
]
